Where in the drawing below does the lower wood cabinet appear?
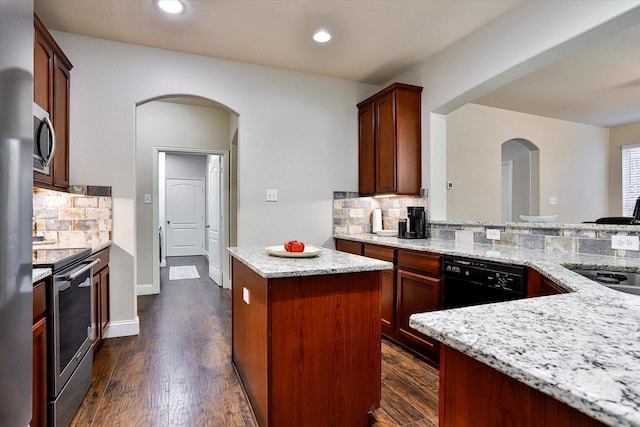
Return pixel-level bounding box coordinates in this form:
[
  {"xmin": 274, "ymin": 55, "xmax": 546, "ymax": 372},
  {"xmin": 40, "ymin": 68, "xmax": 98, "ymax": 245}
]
[
  {"xmin": 32, "ymin": 280, "xmax": 48, "ymax": 427},
  {"xmin": 396, "ymin": 268, "xmax": 441, "ymax": 360},
  {"xmin": 232, "ymin": 257, "xmax": 381, "ymax": 427},
  {"xmin": 528, "ymin": 267, "xmax": 567, "ymax": 297},
  {"xmin": 439, "ymin": 345, "xmax": 605, "ymax": 427},
  {"xmin": 336, "ymin": 239, "xmax": 444, "ymax": 363},
  {"xmin": 92, "ymin": 247, "xmax": 110, "ymax": 347}
]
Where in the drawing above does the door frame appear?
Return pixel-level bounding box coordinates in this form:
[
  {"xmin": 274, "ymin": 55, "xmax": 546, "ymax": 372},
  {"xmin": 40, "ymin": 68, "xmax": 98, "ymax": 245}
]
[{"xmin": 151, "ymin": 146, "xmax": 231, "ymax": 295}]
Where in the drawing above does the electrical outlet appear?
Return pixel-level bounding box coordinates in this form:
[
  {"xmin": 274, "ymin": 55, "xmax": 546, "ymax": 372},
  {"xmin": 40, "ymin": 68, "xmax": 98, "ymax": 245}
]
[
  {"xmin": 486, "ymin": 229, "xmax": 501, "ymax": 240},
  {"xmin": 549, "ymin": 196, "xmax": 557, "ymax": 205},
  {"xmin": 266, "ymin": 188, "xmax": 278, "ymax": 202},
  {"xmin": 243, "ymin": 287, "xmax": 250, "ymax": 304},
  {"xmin": 611, "ymin": 235, "xmax": 639, "ymax": 251}
]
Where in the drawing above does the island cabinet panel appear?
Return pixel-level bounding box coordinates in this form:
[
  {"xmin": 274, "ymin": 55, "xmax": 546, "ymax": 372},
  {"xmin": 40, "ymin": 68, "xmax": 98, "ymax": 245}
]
[
  {"xmin": 232, "ymin": 258, "xmax": 268, "ymax": 427},
  {"xmin": 231, "ymin": 258, "xmax": 382, "ymax": 427},
  {"xmin": 440, "ymin": 345, "xmax": 606, "ymax": 427},
  {"xmin": 527, "ymin": 267, "xmax": 567, "ymax": 297}
]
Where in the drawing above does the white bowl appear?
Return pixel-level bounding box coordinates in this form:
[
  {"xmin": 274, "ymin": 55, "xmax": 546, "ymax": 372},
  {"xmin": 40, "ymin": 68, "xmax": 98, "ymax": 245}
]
[{"xmin": 519, "ymin": 215, "xmax": 558, "ymax": 223}]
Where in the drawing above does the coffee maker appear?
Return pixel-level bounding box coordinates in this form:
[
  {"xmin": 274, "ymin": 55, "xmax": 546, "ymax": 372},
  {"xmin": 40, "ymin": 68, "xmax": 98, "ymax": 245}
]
[{"xmin": 399, "ymin": 206, "xmax": 425, "ymax": 239}]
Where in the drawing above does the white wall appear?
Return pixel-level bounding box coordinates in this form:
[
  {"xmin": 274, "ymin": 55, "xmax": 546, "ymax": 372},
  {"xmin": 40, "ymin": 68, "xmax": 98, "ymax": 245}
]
[
  {"xmin": 389, "ymin": 1, "xmax": 640, "ymax": 220},
  {"xmin": 54, "ymin": 31, "xmax": 376, "ymax": 336},
  {"xmin": 447, "ymin": 104, "xmax": 609, "ymax": 223},
  {"xmin": 609, "ymin": 121, "xmax": 640, "ymax": 215}
]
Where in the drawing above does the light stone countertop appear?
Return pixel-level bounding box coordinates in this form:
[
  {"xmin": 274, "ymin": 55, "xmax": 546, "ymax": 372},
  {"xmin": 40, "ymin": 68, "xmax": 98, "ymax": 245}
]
[
  {"xmin": 334, "ymin": 233, "xmax": 640, "ymax": 427},
  {"xmin": 32, "ymin": 268, "xmax": 52, "ymax": 284},
  {"xmin": 227, "ymin": 245, "xmax": 393, "ymax": 279}
]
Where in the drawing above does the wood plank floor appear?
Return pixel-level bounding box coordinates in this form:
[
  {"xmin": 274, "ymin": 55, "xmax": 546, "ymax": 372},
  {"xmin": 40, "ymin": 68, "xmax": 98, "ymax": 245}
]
[{"xmin": 72, "ymin": 256, "xmax": 439, "ymax": 426}]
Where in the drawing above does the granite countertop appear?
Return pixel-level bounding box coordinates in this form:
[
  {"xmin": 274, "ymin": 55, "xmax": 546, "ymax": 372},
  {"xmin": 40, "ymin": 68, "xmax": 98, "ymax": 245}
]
[
  {"xmin": 32, "ymin": 268, "xmax": 52, "ymax": 283},
  {"xmin": 227, "ymin": 245, "xmax": 393, "ymax": 279},
  {"xmin": 334, "ymin": 233, "xmax": 640, "ymax": 427}
]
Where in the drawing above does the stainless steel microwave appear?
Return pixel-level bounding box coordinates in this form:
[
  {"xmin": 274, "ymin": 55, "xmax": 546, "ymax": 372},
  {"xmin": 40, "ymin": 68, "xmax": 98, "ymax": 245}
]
[{"xmin": 33, "ymin": 102, "xmax": 55, "ymax": 174}]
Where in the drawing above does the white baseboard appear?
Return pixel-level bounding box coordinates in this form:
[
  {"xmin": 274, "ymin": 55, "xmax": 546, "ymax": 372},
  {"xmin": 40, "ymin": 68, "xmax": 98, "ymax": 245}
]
[
  {"xmin": 103, "ymin": 316, "xmax": 140, "ymax": 338},
  {"xmin": 137, "ymin": 283, "xmax": 155, "ymax": 295}
]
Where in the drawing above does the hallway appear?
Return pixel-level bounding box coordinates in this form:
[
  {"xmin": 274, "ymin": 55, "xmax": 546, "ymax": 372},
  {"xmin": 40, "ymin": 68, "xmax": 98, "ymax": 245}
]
[{"xmin": 72, "ymin": 256, "xmax": 438, "ymax": 426}]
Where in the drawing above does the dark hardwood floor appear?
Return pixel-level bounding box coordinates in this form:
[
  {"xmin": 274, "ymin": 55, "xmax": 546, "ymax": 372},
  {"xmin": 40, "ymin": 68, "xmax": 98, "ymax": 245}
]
[{"xmin": 72, "ymin": 256, "xmax": 439, "ymax": 426}]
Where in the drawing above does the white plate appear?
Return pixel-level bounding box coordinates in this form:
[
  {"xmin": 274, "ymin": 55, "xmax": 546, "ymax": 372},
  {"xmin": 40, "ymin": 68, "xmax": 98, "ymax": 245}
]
[
  {"xmin": 375, "ymin": 230, "xmax": 398, "ymax": 236},
  {"xmin": 266, "ymin": 245, "xmax": 322, "ymax": 258},
  {"xmin": 519, "ymin": 214, "xmax": 558, "ymax": 223}
]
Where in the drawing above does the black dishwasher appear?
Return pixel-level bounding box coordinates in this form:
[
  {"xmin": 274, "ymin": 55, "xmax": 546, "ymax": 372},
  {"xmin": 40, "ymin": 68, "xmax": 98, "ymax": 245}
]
[{"xmin": 443, "ymin": 255, "xmax": 526, "ymax": 309}]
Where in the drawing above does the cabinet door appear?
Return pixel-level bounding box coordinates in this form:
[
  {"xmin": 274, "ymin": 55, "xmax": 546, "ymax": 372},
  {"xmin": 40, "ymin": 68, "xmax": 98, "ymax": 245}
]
[
  {"xmin": 363, "ymin": 244, "xmax": 396, "ymax": 335},
  {"xmin": 52, "ymin": 56, "xmax": 70, "ymax": 189},
  {"xmin": 375, "ymin": 91, "xmax": 396, "ymax": 194},
  {"xmin": 527, "ymin": 268, "xmax": 566, "ymax": 297},
  {"xmin": 99, "ymin": 266, "xmax": 110, "ymax": 338},
  {"xmin": 358, "ymin": 102, "xmax": 376, "ymax": 195},
  {"xmin": 32, "ymin": 317, "xmax": 47, "ymax": 427},
  {"xmin": 396, "ymin": 269, "xmax": 440, "ymax": 359},
  {"xmin": 33, "ymin": 24, "xmax": 54, "ymax": 187}
]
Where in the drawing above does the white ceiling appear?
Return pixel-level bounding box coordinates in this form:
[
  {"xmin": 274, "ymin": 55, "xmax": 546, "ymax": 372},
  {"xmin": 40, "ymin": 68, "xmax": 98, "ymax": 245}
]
[{"xmin": 34, "ymin": 0, "xmax": 640, "ymax": 128}]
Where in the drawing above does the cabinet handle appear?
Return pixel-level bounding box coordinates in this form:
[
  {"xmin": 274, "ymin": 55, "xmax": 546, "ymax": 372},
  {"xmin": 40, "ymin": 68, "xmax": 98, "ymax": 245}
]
[{"xmin": 42, "ymin": 115, "xmax": 56, "ymax": 167}]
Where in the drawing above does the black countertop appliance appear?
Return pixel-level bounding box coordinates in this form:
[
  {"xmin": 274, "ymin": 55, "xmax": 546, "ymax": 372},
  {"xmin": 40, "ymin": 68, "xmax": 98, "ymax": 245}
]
[{"xmin": 404, "ymin": 206, "xmax": 425, "ymax": 239}]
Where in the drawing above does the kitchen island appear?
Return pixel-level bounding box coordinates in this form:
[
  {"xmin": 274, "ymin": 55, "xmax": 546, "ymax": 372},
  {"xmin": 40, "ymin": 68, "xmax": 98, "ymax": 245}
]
[
  {"xmin": 334, "ymin": 233, "xmax": 640, "ymax": 427},
  {"xmin": 227, "ymin": 246, "xmax": 393, "ymax": 427}
]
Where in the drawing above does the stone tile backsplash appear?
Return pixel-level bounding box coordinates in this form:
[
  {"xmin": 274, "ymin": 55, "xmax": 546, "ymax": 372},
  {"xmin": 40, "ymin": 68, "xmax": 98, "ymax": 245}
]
[
  {"xmin": 33, "ymin": 188, "xmax": 112, "ymax": 248},
  {"xmin": 332, "ymin": 191, "xmax": 640, "ymax": 258},
  {"xmin": 333, "ymin": 191, "xmax": 428, "ymax": 235}
]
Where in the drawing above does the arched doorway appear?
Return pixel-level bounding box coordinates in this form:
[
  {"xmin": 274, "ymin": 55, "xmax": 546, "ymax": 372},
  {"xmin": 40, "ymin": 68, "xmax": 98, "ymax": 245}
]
[
  {"xmin": 501, "ymin": 138, "xmax": 539, "ymax": 221},
  {"xmin": 135, "ymin": 95, "xmax": 239, "ymax": 295}
]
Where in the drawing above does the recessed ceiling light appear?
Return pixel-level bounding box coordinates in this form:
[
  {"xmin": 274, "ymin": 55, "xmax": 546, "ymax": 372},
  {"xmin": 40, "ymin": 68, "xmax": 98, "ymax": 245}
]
[
  {"xmin": 157, "ymin": 0, "xmax": 185, "ymax": 14},
  {"xmin": 313, "ymin": 30, "xmax": 331, "ymax": 43}
]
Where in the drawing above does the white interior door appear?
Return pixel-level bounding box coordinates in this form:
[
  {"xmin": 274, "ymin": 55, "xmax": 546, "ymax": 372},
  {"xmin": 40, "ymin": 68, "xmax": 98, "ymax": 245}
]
[
  {"xmin": 166, "ymin": 178, "xmax": 205, "ymax": 256},
  {"xmin": 501, "ymin": 160, "xmax": 513, "ymax": 222},
  {"xmin": 208, "ymin": 157, "xmax": 222, "ymax": 285}
]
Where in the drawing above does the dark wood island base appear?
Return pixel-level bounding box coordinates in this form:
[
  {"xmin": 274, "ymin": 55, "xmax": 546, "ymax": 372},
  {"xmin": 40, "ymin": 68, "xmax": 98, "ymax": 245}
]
[{"xmin": 232, "ymin": 257, "xmax": 383, "ymax": 427}]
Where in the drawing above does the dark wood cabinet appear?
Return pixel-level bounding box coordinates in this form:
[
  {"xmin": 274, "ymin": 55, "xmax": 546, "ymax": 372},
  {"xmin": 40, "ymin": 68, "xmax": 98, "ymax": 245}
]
[
  {"xmin": 528, "ymin": 267, "xmax": 567, "ymax": 297},
  {"xmin": 439, "ymin": 345, "xmax": 605, "ymax": 427},
  {"xmin": 232, "ymin": 257, "xmax": 382, "ymax": 427},
  {"xmin": 335, "ymin": 238, "xmax": 363, "ymax": 255},
  {"xmin": 396, "ymin": 263, "xmax": 441, "ymax": 361},
  {"xmin": 364, "ymin": 244, "xmax": 396, "ymax": 335},
  {"xmin": 32, "ymin": 280, "xmax": 48, "ymax": 427},
  {"xmin": 336, "ymin": 239, "xmax": 443, "ymax": 363},
  {"xmin": 92, "ymin": 247, "xmax": 110, "ymax": 347},
  {"xmin": 357, "ymin": 83, "xmax": 422, "ymax": 196},
  {"xmin": 34, "ymin": 14, "xmax": 72, "ymax": 191}
]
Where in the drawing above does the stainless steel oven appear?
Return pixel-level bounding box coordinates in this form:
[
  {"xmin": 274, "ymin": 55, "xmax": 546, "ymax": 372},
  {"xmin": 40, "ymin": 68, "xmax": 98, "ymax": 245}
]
[{"xmin": 33, "ymin": 247, "xmax": 98, "ymax": 426}]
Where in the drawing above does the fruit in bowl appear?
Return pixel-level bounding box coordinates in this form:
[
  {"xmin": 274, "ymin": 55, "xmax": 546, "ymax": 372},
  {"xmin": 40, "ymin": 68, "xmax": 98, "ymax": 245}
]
[{"xmin": 284, "ymin": 240, "xmax": 305, "ymax": 252}]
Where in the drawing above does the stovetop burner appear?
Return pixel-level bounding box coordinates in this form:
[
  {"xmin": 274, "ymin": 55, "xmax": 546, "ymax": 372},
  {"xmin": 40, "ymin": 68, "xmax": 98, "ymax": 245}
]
[
  {"xmin": 33, "ymin": 247, "xmax": 92, "ymax": 272},
  {"xmin": 571, "ymin": 268, "xmax": 640, "ymax": 296}
]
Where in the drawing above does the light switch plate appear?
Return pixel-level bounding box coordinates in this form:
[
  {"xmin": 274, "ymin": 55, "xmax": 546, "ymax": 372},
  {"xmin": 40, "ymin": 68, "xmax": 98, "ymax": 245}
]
[
  {"xmin": 549, "ymin": 196, "xmax": 557, "ymax": 205},
  {"xmin": 144, "ymin": 194, "xmax": 151, "ymax": 204},
  {"xmin": 242, "ymin": 287, "xmax": 250, "ymax": 304},
  {"xmin": 611, "ymin": 235, "xmax": 639, "ymax": 251},
  {"xmin": 266, "ymin": 188, "xmax": 278, "ymax": 202},
  {"xmin": 486, "ymin": 229, "xmax": 501, "ymax": 240}
]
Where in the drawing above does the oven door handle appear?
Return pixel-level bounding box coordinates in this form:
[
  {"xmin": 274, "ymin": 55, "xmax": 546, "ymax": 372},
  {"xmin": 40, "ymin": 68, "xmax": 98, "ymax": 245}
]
[{"xmin": 64, "ymin": 258, "xmax": 101, "ymax": 281}]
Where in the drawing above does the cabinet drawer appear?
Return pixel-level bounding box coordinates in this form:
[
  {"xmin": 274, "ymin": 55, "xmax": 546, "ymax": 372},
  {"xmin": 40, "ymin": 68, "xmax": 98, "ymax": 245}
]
[
  {"xmin": 364, "ymin": 244, "xmax": 396, "ymax": 263},
  {"xmin": 335, "ymin": 239, "xmax": 363, "ymax": 256},
  {"xmin": 93, "ymin": 247, "xmax": 110, "ymax": 273},
  {"xmin": 33, "ymin": 281, "xmax": 46, "ymax": 322},
  {"xmin": 397, "ymin": 250, "xmax": 441, "ymax": 276}
]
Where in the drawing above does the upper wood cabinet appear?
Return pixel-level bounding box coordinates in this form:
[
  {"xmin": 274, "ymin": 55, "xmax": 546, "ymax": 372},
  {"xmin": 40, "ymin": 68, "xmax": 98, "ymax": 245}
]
[
  {"xmin": 34, "ymin": 14, "xmax": 72, "ymax": 191},
  {"xmin": 357, "ymin": 83, "xmax": 422, "ymax": 196}
]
